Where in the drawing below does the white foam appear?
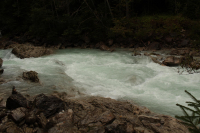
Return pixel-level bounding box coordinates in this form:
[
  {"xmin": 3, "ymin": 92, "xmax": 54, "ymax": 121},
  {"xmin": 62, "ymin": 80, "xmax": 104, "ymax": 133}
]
[{"xmin": 0, "ymin": 48, "xmax": 199, "ymax": 116}]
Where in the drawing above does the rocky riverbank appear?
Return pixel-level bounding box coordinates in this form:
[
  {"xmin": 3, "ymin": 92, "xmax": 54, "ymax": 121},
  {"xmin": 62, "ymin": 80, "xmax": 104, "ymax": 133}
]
[
  {"xmin": 0, "ymin": 40, "xmax": 199, "ymax": 132},
  {"xmin": 0, "ymin": 89, "xmax": 189, "ymax": 133}
]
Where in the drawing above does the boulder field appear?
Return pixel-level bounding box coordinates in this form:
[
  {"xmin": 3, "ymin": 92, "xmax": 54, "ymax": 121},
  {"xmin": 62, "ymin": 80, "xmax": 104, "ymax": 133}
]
[{"xmin": 0, "ymin": 90, "xmax": 189, "ymax": 133}]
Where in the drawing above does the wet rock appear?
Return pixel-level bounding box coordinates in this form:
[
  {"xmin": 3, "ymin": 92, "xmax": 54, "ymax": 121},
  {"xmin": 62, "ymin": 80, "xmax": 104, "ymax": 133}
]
[
  {"xmin": 0, "ymin": 58, "xmax": 3, "ymax": 67},
  {"xmin": 149, "ymin": 56, "xmax": 163, "ymax": 65},
  {"xmin": 6, "ymin": 93, "xmax": 28, "ymax": 110},
  {"xmin": 9, "ymin": 107, "xmax": 27, "ymax": 123},
  {"xmin": 0, "ymin": 69, "xmax": 3, "ymax": 75},
  {"xmin": 163, "ymin": 56, "xmax": 182, "ymax": 66},
  {"xmin": 23, "ymin": 71, "xmax": 39, "ymax": 82},
  {"xmin": 12, "ymin": 43, "xmax": 53, "ymax": 59},
  {"xmin": 34, "ymin": 94, "xmax": 65, "ymax": 118}
]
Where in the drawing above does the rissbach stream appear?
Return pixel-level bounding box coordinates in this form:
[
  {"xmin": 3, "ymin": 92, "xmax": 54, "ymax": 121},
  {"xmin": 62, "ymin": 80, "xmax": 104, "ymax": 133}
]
[{"xmin": 0, "ymin": 48, "xmax": 200, "ymax": 117}]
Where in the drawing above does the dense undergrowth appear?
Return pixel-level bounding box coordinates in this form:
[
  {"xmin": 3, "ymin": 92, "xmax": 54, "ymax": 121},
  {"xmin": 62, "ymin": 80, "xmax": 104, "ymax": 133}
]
[{"xmin": 0, "ymin": 0, "xmax": 200, "ymax": 48}]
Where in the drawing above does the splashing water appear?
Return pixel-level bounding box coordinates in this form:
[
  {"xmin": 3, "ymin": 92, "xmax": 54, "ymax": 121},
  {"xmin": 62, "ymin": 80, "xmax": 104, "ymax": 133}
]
[{"xmin": 0, "ymin": 48, "xmax": 200, "ymax": 116}]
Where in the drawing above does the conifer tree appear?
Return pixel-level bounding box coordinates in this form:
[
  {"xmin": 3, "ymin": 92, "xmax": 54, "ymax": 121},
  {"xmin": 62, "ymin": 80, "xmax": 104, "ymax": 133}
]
[{"xmin": 176, "ymin": 90, "xmax": 200, "ymax": 133}]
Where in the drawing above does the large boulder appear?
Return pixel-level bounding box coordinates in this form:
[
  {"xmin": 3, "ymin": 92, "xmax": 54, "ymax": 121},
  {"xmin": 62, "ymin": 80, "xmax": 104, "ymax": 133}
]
[
  {"xmin": 23, "ymin": 71, "xmax": 39, "ymax": 82},
  {"xmin": 34, "ymin": 94, "xmax": 65, "ymax": 118},
  {"xmin": 0, "ymin": 58, "xmax": 3, "ymax": 67},
  {"xmin": 6, "ymin": 93, "xmax": 28, "ymax": 110},
  {"xmin": 163, "ymin": 56, "xmax": 182, "ymax": 66},
  {"xmin": 12, "ymin": 43, "xmax": 53, "ymax": 59}
]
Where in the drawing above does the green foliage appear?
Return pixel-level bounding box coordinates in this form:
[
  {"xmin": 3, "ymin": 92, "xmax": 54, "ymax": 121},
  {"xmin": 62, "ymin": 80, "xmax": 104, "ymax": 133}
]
[{"xmin": 176, "ymin": 90, "xmax": 200, "ymax": 133}]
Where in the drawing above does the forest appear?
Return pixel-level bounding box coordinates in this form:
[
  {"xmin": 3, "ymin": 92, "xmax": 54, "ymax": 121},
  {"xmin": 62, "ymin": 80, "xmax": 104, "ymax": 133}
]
[{"xmin": 0, "ymin": 0, "xmax": 200, "ymax": 46}]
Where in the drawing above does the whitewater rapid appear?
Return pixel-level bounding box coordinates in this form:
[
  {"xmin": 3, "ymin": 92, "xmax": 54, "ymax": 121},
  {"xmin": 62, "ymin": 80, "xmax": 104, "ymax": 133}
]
[{"xmin": 0, "ymin": 48, "xmax": 200, "ymax": 116}]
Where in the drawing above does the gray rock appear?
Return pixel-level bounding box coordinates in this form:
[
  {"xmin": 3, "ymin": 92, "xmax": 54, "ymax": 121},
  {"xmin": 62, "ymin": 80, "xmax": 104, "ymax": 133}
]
[
  {"xmin": 9, "ymin": 107, "xmax": 26, "ymax": 123},
  {"xmin": 23, "ymin": 71, "xmax": 39, "ymax": 82},
  {"xmin": 11, "ymin": 43, "xmax": 53, "ymax": 59}
]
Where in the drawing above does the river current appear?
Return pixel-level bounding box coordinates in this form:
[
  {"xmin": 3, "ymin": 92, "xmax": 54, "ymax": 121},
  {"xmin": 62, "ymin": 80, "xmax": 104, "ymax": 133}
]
[{"xmin": 0, "ymin": 48, "xmax": 200, "ymax": 116}]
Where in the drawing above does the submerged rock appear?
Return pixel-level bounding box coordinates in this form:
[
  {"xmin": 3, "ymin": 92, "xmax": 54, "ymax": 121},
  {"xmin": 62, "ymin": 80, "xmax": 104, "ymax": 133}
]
[
  {"xmin": 23, "ymin": 71, "xmax": 39, "ymax": 82},
  {"xmin": 0, "ymin": 58, "xmax": 3, "ymax": 67}
]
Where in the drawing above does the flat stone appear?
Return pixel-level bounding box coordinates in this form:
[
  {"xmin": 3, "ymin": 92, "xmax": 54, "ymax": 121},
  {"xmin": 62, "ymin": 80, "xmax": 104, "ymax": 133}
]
[
  {"xmin": 9, "ymin": 107, "xmax": 26, "ymax": 123},
  {"xmin": 138, "ymin": 115, "xmax": 161, "ymax": 123}
]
